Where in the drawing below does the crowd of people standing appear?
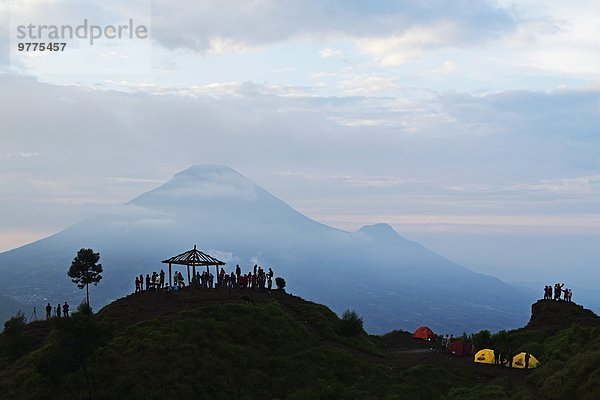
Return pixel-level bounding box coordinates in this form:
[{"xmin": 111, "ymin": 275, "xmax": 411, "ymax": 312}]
[
  {"xmin": 134, "ymin": 264, "xmax": 275, "ymax": 293},
  {"xmin": 543, "ymin": 283, "xmax": 573, "ymax": 302}
]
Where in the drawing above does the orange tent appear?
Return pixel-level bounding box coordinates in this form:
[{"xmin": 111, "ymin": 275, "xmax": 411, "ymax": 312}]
[{"xmin": 413, "ymin": 326, "xmax": 436, "ymax": 340}]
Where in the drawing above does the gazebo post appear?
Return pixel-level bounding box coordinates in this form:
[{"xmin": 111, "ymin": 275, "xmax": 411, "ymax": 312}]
[
  {"xmin": 169, "ymin": 263, "xmax": 172, "ymax": 286},
  {"xmin": 216, "ymin": 265, "xmax": 220, "ymax": 287},
  {"xmin": 192, "ymin": 265, "xmax": 196, "ymax": 285},
  {"xmin": 187, "ymin": 264, "xmax": 191, "ymax": 285}
]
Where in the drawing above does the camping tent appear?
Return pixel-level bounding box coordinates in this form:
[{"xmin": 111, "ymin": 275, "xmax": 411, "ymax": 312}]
[
  {"xmin": 511, "ymin": 352, "xmax": 540, "ymax": 369},
  {"xmin": 473, "ymin": 349, "xmax": 495, "ymax": 364},
  {"xmin": 413, "ymin": 326, "xmax": 435, "ymax": 340},
  {"xmin": 447, "ymin": 340, "xmax": 472, "ymax": 356}
]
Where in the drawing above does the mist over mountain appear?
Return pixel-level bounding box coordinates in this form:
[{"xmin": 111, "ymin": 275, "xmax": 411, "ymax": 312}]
[{"xmin": 0, "ymin": 165, "xmax": 533, "ymax": 333}]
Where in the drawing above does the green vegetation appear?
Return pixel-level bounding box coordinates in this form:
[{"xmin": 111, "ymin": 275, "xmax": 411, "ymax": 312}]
[
  {"xmin": 0, "ymin": 311, "xmax": 34, "ymax": 364},
  {"xmin": 0, "ymin": 293, "xmax": 598, "ymax": 399},
  {"xmin": 67, "ymin": 248, "xmax": 103, "ymax": 307},
  {"xmin": 275, "ymin": 277, "xmax": 286, "ymax": 290},
  {"xmin": 339, "ymin": 309, "xmax": 365, "ymax": 337}
]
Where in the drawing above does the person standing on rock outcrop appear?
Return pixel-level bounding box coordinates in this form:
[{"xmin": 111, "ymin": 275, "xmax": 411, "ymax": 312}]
[
  {"xmin": 62, "ymin": 302, "xmax": 69, "ymax": 317},
  {"xmin": 45, "ymin": 303, "xmax": 52, "ymax": 320},
  {"xmin": 139, "ymin": 273, "xmax": 144, "ymax": 292},
  {"xmin": 563, "ymin": 288, "xmax": 572, "ymax": 302},
  {"xmin": 543, "ymin": 285, "xmax": 551, "ymax": 300},
  {"xmin": 554, "ymin": 283, "xmax": 564, "ymax": 300}
]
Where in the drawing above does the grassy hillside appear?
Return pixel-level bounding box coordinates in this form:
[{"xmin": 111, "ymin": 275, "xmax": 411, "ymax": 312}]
[{"xmin": 0, "ymin": 290, "xmax": 598, "ymax": 399}]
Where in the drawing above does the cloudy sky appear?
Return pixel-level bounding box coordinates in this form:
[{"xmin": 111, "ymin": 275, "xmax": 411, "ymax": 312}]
[{"xmin": 1, "ymin": 0, "xmax": 599, "ymax": 286}]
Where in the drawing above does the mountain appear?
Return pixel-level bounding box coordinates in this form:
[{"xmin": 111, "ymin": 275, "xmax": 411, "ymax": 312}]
[{"xmin": 0, "ymin": 165, "xmax": 531, "ymax": 333}]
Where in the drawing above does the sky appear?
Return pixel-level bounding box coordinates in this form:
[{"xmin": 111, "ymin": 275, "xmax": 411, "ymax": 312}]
[{"xmin": 0, "ymin": 0, "xmax": 599, "ymax": 287}]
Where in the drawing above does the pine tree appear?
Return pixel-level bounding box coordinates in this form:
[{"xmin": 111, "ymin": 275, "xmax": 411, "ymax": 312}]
[{"xmin": 67, "ymin": 248, "xmax": 103, "ymax": 308}]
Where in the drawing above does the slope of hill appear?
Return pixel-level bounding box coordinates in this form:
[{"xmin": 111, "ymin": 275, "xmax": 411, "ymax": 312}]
[
  {"xmin": 0, "ymin": 288, "xmax": 525, "ymax": 400},
  {"xmin": 1, "ymin": 289, "xmax": 599, "ymax": 399},
  {"xmin": 0, "ymin": 165, "xmax": 531, "ymax": 333}
]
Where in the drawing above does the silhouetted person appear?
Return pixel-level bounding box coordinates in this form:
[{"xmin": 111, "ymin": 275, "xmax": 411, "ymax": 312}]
[
  {"xmin": 45, "ymin": 303, "xmax": 52, "ymax": 320},
  {"xmin": 135, "ymin": 277, "xmax": 140, "ymax": 293},
  {"xmin": 507, "ymin": 350, "xmax": 513, "ymax": 368},
  {"xmin": 267, "ymin": 275, "xmax": 272, "ymax": 291},
  {"xmin": 564, "ymin": 288, "xmax": 573, "ymax": 302},
  {"xmin": 554, "ymin": 283, "xmax": 564, "ymax": 300},
  {"xmin": 498, "ymin": 350, "xmax": 505, "ymax": 365},
  {"xmin": 543, "ymin": 285, "xmax": 551, "ymax": 300},
  {"xmin": 524, "ymin": 353, "xmax": 531, "ymax": 369},
  {"xmin": 235, "ymin": 264, "xmax": 241, "ymax": 280},
  {"xmin": 542, "ymin": 285, "xmax": 545, "ymax": 299},
  {"xmin": 62, "ymin": 302, "xmax": 69, "ymax": 317},
  {"xmin": 146, "ymin": 274, "xmax": 151, "ymax": 292},
  {"xmin": 151, "ymin": 272, "xmax": 158, "ymax": 289},
  {"xmin": 139, "ymin": 274, "xmax": 144, "ymax": 291},
  {"xmin": 56, "ymin": 304, "xmax": 61, "ymax": 318},
  {"xmin": 159, "ymin": 269, "xmax": 165, "ymax": 288}
]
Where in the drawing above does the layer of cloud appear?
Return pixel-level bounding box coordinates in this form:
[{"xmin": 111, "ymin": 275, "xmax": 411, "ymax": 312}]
[
  {"xmin": 1, "ymin": 75, "xmax": 598, "ymax": 242},
  {"xmin": 149, "ymin": 0, "xmax": 515, "ymax": 53}
]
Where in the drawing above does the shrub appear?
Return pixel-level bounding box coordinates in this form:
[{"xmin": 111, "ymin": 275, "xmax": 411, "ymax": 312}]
[
  {"xmin": 0, "ymin": 311, "xmax": 34, "ymax": 362},
  {"xmin": 339, "ymin": 309, "xmax": 364, "ymax": 337},
  {"xmin": 470, "ymin": 330, "xmax": 492, "ymax": 350},
  {"xmin": 77, "ymin": 301, "xmax": 93, "ymax": 316},
  {"xmin": 275, "ymin": 277, "xmax": 286, "ymax": 290}
]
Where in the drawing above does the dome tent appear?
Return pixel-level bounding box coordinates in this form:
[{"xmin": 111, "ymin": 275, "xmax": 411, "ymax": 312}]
[
  {"xmin": 511, "ymin": 352, "xmax": 540, "ymax": 369},
  {"xmin": 413, "ymin": 326, "xmax": 435, "ymax": 340},
  {"xmin": 474, "ymin": 349, "xmax": 495, "ymax": 364},
  {"xmin": 447, "ymin": 340, "xmax": 472, "ymax": 356}
]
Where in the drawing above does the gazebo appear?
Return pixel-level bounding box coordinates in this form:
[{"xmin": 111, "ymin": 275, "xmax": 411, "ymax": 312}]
[{"xmin": 162, "ymin": 245, "xmax": 225, "ymax": 286}]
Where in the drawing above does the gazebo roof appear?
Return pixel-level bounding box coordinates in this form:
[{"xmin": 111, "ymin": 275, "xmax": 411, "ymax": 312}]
[{"xmin": 162, "ymin": 245, "xmax": 225, "ymax": 266}]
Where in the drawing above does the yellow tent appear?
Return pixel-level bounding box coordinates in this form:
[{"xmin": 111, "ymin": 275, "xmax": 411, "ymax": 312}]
[
  {"xmin": 474, "ymin": 349, "xmax": 495, "ymax": 364},
  {"xmin": 511, "ymin": 352, "xmax": 540, "ymax": 369}
]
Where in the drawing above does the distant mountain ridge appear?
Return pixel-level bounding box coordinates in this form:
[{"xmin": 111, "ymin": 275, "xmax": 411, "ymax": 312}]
[{"xmin": 0, "ymin": 165, "xmax": 532, "ymax": 333}]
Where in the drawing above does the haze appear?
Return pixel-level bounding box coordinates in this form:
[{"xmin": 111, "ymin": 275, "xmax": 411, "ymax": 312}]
[{"xmin": 0, "ymin": 0, "xmax": 598, "ymax": 290}]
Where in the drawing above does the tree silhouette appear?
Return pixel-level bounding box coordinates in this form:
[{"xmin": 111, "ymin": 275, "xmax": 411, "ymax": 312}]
[{"xmin": 68, "ymin": 248, "xmax": 103, "ymax": 308}]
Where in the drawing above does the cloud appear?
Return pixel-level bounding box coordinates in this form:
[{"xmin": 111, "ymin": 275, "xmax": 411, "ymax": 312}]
[
  {"xmin": 1, "ymin": 75, "xmax": 599, "ymax": 246},
  {"xmin": 499, "ymin": 1, "xmax": 600, "ymax": 76},
  {"xmin": 510, "ymin": 175, "xmax": 600, "ymax": 195},
  {"xmin": 149, "ymin": 0, "xmax": 515, "ymax": 53},
  {"xmin": 319, "ymin": 48, "xmax": 345, "ymax": 59},
  {"xmin": 338, "ymin": 74, "xmax": 399, "ymax": 96},
  {"xmin": 355, "ymin": 22, "xmax": 461, "ymax": 66}
]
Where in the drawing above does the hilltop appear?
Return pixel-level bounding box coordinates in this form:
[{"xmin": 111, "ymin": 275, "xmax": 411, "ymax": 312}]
[
  {"xmin": 526, "ymin": 299, "xmax": 600, "ymax": 332},
  {"xmin": 1, "ymin": 288, "xmax": 599, "ymax": 399}
]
